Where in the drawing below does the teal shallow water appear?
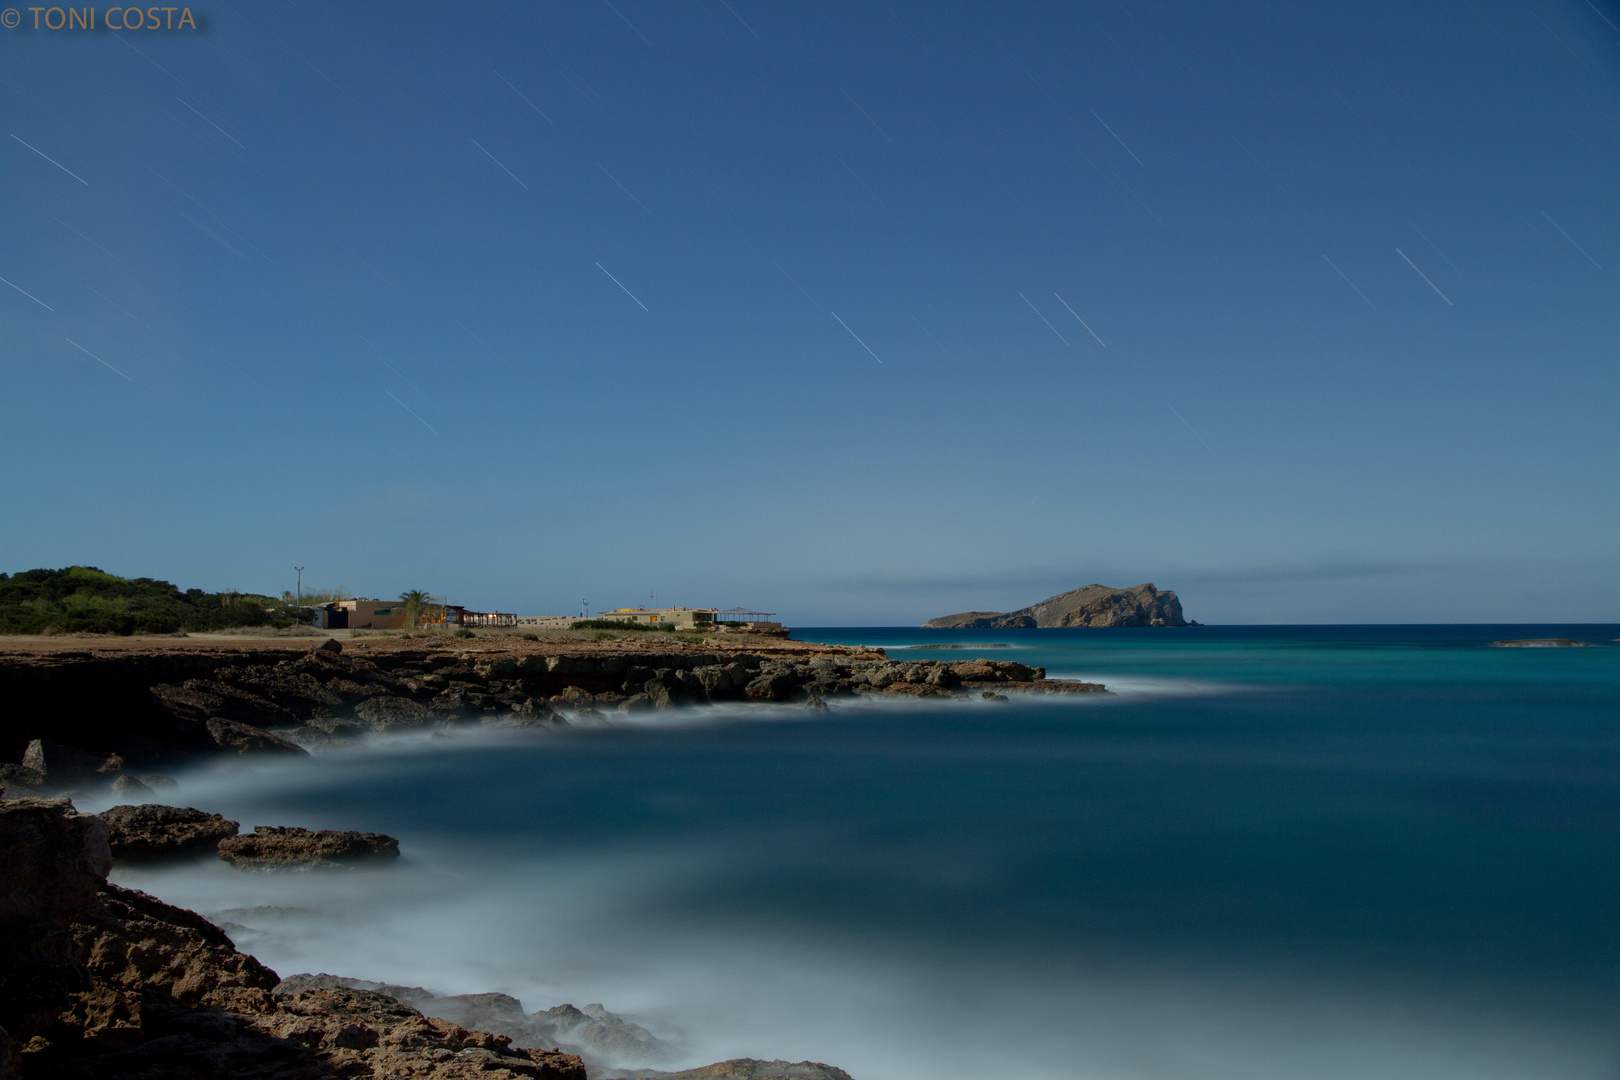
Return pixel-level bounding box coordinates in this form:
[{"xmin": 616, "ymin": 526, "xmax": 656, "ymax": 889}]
[{"xmin": 107, "ymin": 625, "xmax": 1620, "ymax": 1079}]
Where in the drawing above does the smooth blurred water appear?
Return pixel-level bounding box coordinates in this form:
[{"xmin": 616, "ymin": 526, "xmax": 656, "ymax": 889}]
[{"xmin": 104, "ymin": 625, "xmax": 1620, "ymax": 1079}]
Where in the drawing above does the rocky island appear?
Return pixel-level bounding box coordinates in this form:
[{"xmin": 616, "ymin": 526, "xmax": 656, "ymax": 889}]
[{"xmin": 924, "ymin": 583, "xmax": 1190, "ymax": 629}]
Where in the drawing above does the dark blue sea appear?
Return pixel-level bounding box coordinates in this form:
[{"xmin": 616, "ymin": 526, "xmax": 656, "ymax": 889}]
[{"xmin": 101, "ymin": 625, "xmax": 1620, "ymax": 1079}]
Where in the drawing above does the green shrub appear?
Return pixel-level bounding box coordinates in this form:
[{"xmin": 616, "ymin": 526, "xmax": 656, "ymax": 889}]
[{"xmin": 0, "ymin": 566, "xmax": 308, "ymax": 635}]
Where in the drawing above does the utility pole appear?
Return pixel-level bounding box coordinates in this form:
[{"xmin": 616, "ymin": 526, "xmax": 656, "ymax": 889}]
[{"xmin": 294, "ymin": 567, "xmax": 304, "ymax": 606}]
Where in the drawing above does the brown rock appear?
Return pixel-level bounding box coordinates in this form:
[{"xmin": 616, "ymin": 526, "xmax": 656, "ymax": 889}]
[
  {"xmin": 205, "ymin": 717, "xmax": 309, "ymax": 757},
  {"xmin": 151, "ymin": 678, "xmax": 296, "ymax": 727},
  {"xmin": 71, "ymin": 882, "xmax": 280, "ymax": 1004},
  {"xmin": 354, "ymin": 694, "xmax": 431, "ymax": 730},
  {"xmin": 0, "ymin": 797, "xmax": 110, "ymax": 922},
  {"xmin": 257, "ymin": 986, "xmax": 586, "ymax": 1079},
  {"xmin": 221, "ymin": 666, "xmax": 345, "ymax": 716},
  {"xmin": 744, "ymin": 673, "xmax": 797, "ymax": 702},
  {"xmin": 217, "ymin": 826, "xmax": 399, "ymax": 871},
  {"xmin": 34, "ymin": 882, "xmax": 587, "ymax": 1080},
  {"xmin": 0, "ymin": 764, "xmax": 49, "ymax": 799},
  {"xmin": 948, "ymin": 659, "xmax": 1040, "ymax": 683},
  {"xmin": 99, "ymin": 804, "xmax": 240, "ymax": 862},
  {"xmin": 19, "ymin": 740, "xmax": 115, "ymax": 791},
  {"xmin": 0, "ymin": 798, "xmax": 111, "ymax": 1047}
]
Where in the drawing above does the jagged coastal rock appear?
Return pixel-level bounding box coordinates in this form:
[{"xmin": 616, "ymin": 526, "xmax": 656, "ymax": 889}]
[
  {"xmin": 0, "ymin": 639, "xmax": 1107, "ymax": 793},
  {"xmin": 0, "ymin": 799, "xmax": 852, "ymax": 1080},
  {"xmin": 924, "ymin": 583, "xmax": 1190, "ymax": 629},
  {"xmin": 0, "ymin": 797, "xmax": 588, "ymax": 1079},
  {"xmin": 275, "ymin": 974, "xmax": 674, "ymax": 1072}
]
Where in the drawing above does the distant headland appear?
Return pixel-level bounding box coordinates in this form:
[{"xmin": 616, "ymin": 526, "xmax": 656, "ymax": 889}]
[{"xmin": 923, "ymin": 583, "xmax": 1192, "ymax": 629}]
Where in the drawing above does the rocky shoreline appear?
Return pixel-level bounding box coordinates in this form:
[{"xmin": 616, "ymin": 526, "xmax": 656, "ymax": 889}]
[
  {"xmin": 2, "ymin": 796, "xmax": 853, "ymax": 1079},
  {"xmin": 0, "ymin": 634, "xmax": 1106, "ymax": 1077},
  {"xmin": 0, "ymin": 635, "xmax": 1104, "ymax": 793}
]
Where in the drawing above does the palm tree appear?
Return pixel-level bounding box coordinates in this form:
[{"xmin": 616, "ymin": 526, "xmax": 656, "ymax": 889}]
[{"xmin": 399, "ymin": 589, "xmax": 433, "ymax": 628}]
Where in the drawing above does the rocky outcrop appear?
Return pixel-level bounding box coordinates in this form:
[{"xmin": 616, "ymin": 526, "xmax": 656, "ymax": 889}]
[
  {"xmin": 204, "ymin": 717, "xmax": 309, "ymax": 757},
  {"xmin": 0, "ymin": 798, "xmax": 588, "ymax": 1079},
  {"xmin": 924, "ymin": 583, "xmax": 1189, "ymax": 629},
  {"xmin": 269, "ymin": 976, "xmax": 853, "ymax": 1080},
  {"xmin": 1, "ymin": 638, "xmax": 1107, "ymax": 790},
  {"xmin": 217, "ymin": 826, "xmax": 401, "ymax": 871},
  {"xmin": 0, "ymin": 798, "xmax": 110, "ymax": 923},
  {"xmin": 276, "ymin": 974, "xmax": 673, "ymax": 1073},
  {"xmin": 100, "ymin": 804, "xmax": 240, "ymax": 862},
  {"xmin": 0, "ymin": 798, "xmax": 114, "ymax": 1072}
]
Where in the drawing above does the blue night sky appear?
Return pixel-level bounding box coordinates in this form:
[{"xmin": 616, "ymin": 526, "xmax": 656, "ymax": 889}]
[{"xmin": 2, "ymin": 1, "xmax": 1617, "ymax": 624}]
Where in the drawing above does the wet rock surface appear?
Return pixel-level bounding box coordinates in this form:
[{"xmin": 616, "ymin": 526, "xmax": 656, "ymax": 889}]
[
  {"xmin": 100, "ymin": 804, "xmax": 240, "ymax": 862},
  {"xmin": 269, "ymin": 976, "xmax": 852, "ymax": 1080},
  {"xmin": 217, "ymin": 827, "xmax": 401, "ymax": 872},
  {"xmin": 1, "ymin": 799, "xmax": 589, "ymax": 1080},
  {"xmin": 276, "ymin": 975, "xmax": 673, "ymax": 1074},
  {"xmin": 601, "ymin": 1061, "xmax": 857, "ymax": 1080}
]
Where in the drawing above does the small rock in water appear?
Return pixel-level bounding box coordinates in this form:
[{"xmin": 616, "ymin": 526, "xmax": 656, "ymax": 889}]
[
  {"xmin": 1492, "ymin": 638, "xmax": 1591, "ymax": 648},
  {"xmin": 805, "ymin": 694, "xmax": 829, "ymax": 712},
  {"xmin": 981, "ymin": 691, "xmax": 1009, "ymax": 702},
  {"xmin": 109, "ymin": 773, "xmax": 153, "ymax": 798},
  {"xmin": 101, "ymin": 803, "xmax": 240, "ymax": 861},
  {"xmin": 218, "ymin": 826, "xmax": 400, "ymax": 871},
  {"xmin": 138, "ymin": 774, "xmax": 179, "ymax": 789}
]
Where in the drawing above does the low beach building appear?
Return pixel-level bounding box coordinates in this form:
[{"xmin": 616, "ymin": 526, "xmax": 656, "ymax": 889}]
[
  {"xmin": 594, "ymin": 607, "xmax": 718, "ymax": 630},
  {"xmin": 311, "ymin": 599, "xmax": 406, "ymax": 630}
]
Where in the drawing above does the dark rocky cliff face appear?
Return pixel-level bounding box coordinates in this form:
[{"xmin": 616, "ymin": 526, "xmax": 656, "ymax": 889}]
[{"xmin": 923, "ymin": 583, "xmax": 1188, "ymax": 629}]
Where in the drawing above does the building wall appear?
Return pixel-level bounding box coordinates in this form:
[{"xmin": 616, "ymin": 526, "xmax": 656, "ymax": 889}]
[
  {"xmin": 336, "ymin": 599, "xmax": 407, "ymax": 630},
  {"xmin": 596, "ymin": 608, "xmax": 716, "ymax": 630}
]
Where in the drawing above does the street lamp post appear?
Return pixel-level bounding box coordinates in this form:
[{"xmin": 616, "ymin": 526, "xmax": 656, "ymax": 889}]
[{"xmin": 294, "ymin": 566, "xmax": 304, "ymax": 606}]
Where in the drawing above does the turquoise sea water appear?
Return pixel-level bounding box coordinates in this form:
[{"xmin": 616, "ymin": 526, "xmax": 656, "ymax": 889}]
[{"xmin": 106, "ymin": 625, "xmax": 1620, "ymax": 1079}]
